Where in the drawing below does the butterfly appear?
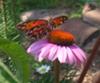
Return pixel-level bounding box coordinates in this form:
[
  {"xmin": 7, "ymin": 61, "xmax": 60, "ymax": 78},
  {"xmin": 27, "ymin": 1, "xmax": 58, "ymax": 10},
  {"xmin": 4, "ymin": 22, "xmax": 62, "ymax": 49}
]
[{"xmin": 17, "ymin": 15, "xmax": 68, "ymax": 39}]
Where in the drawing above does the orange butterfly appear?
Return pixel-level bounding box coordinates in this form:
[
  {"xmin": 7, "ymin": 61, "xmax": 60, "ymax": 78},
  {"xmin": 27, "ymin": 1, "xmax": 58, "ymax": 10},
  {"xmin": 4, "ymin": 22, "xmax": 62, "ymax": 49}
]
[{"xmin": 17, "ymin": 16, "xmax": 68, "ymax": 39}]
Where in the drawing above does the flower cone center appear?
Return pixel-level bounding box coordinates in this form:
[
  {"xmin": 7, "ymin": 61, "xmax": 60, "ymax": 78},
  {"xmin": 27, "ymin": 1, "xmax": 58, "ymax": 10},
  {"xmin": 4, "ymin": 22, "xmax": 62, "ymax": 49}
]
[{"xmin": 48, "ymin": 29, "xmax": 75, "ymax": 46}]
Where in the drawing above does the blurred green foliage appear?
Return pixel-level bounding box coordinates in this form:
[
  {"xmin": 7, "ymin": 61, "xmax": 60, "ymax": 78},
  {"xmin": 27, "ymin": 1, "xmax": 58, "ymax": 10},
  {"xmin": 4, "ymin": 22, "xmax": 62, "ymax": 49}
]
[
  {"xmin": 0, "ymin": 38, "xmax": 30, "ymax": 83},
  {"xmin": 0, "ymin": 60, "xmax": 19, "ymax": 83}
]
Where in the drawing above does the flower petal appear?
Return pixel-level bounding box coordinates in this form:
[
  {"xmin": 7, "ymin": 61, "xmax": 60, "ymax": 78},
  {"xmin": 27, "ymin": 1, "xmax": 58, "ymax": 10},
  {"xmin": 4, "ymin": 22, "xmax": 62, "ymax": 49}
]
[
  {"xmin": 70, "ymin": 44, "xmax": 86, "ymax": 63},
  {"xmin": 48, "ymin": 45, "xmax": 58, "ymax": 61},
  {"xmin": 73, "ymin": 44, "xmax": 86, "ymax": 60},
  {"xmin": 27, "ymin": 39, "xmax": 47, "ymax": 54},
  {"xmin": 60, "ymin": 47, "xmax": 68, "ymax": 63},
  {"xmin": 57, "ymin": 46, "xmax": 65, "ymax": 63},
  {"xmin": 66, "ymin": 47, "xmax": 75, "ymax": 64},
  {"xmin": 38, "ymin": 44, "xmax": 53, "ymax": 61}
]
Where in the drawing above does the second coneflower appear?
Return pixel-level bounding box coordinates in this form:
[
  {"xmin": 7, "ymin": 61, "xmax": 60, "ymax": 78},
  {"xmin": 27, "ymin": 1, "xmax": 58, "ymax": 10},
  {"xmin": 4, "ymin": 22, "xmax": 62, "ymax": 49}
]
[{"xmin": 27, "ymin": 29, "xmax": 86, "ymax": 65}]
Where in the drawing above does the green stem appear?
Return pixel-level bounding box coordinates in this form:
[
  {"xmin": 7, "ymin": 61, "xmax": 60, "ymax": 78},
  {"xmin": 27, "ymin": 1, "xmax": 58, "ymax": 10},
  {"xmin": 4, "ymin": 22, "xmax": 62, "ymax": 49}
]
[{"xmin": 53, "ymin": 60, "xmax": 60, "ymax": 83}]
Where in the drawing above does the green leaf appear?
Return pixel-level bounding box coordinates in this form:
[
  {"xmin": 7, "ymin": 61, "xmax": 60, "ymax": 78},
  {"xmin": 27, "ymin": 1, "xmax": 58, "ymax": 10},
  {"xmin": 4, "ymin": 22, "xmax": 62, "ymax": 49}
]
[
  {"xmin": 0, "ymin": 38, "xmax": 30, "ymax": 83},
  {"xmin": 0, "ymin": 60, "xmax": 20, "ymax": 83}
]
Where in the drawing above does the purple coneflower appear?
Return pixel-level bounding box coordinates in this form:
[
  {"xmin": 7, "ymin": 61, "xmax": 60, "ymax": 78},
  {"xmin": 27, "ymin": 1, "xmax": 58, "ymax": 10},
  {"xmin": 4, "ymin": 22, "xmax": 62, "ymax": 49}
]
[{"xmin": 27, "ymin": 29, "xmax": 86, "ymax": 65}]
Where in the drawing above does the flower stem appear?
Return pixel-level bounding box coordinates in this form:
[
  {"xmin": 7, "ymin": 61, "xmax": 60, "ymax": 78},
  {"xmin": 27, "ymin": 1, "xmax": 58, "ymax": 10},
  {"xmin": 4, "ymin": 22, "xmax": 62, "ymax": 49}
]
[
  {"xmin": 77, "ymin": 37, "xmax": 100, "ymax": 83},
  {"xmin": 53, "ymin": 60, "xmax": 60, "ymax": 83}
]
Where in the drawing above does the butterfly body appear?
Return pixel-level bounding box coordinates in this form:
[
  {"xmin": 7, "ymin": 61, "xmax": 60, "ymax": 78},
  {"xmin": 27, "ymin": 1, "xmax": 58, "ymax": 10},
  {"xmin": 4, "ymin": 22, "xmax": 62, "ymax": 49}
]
[{"xmin": 17, "ymin": 15, "xmax": 68, "ymax": 39}]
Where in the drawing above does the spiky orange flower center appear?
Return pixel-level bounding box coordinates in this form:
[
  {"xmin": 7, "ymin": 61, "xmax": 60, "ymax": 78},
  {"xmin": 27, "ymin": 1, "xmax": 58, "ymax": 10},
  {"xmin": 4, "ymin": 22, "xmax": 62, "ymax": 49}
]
[{"xmin": 48, "ymin": 29, "xmax": 75, "ymax": 46}]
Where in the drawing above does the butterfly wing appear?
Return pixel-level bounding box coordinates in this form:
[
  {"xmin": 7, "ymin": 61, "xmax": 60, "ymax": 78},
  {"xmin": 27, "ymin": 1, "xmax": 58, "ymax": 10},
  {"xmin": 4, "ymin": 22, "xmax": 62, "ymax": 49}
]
[
  {"xmin": 17, "ymin": 19, "xmax": 48, "ymax": 30},
  {"xmin": 51, "ymin": 16, "xmax": 68, "ymax": 27},
  {"xmin": 17, "ymin": 19, "xmax": 49, "ymax": 39},
  {"xmin": 27, "ymin": 23, "xmax": 50, "ymax": 38}
]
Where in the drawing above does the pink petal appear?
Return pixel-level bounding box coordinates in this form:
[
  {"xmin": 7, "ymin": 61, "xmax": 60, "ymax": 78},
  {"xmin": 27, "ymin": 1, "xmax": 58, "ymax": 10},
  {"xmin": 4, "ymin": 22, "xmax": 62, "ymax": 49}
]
[
  {"xmin": 48, "ymin": 45, "xmax": 58, "ymax": 61},
  {"xmin": 38, "ymin": 44, "xmax": 53, "ymax": 61},
  {"xmin": 56, "ymin": 46, "xmax": 65, "ymax": 63},
  {"xmin": 73, "ymin": 44, "xmax": 86, "ymax": 60},
  {"xmin": 66, "ymin": 47, "xmax": 75, "ymax": 64},
  {"xmin": 70, "ymin": 45, "xmax": 86, "ymax": 63},
  {"xmin": 60, "ymin": 47, "xmax": 68, "ymax": 63},
  {"xmin": 27, "ymin": 39, "xmax": 47, "ymax": 53}
]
